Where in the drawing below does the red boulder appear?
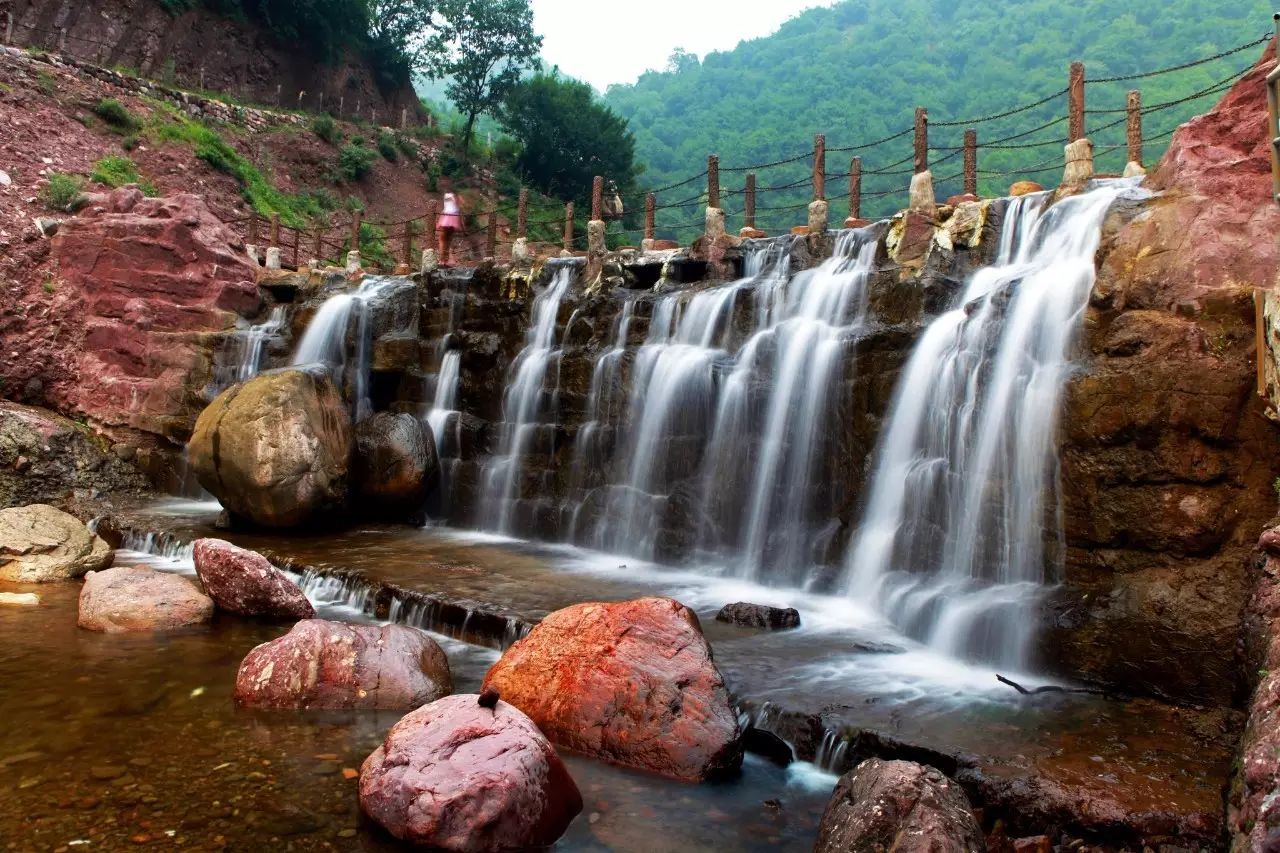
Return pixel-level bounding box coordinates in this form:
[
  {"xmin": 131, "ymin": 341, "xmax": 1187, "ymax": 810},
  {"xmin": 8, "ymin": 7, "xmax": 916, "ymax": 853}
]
[
  {"xmin": 482, "ymin": 597, "xmax": 742, "ymax": 781},
  {"xmin": 193, "ymin": 538, "xmax": 313, "ymax": 619},
  {"xmin": 78, "ymin": 566, "xmax": 214, "ymax": 633},
  {"xmin": 359, "ymin": 694, "xmax": 582, "ymax": 851},
  {"xmin": 234, "ymin": 620, "xmax": 452, "ymax": 710}
]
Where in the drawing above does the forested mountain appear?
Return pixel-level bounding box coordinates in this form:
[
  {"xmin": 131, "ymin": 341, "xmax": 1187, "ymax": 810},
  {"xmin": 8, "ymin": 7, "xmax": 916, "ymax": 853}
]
[{"xmin": 604, "ymin": 0, "xmax": 1275, "ymax": 235}]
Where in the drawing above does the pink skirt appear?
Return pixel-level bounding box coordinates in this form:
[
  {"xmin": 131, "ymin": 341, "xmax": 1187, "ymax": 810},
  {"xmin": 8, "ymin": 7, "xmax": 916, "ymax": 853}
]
[{"xmin": 437, "ymin": 212, "xmax": 462, "ymax": 230}]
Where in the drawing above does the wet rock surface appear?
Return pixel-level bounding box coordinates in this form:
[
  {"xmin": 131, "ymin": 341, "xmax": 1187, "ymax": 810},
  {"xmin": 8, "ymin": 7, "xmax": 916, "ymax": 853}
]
[
  {"xmin": 483, "ymin": 597, "xmax": 743, "ymax": 782},
  {"xmin": 814, "ymin": 758, "xmax": 984, "ymax": 853},
  {"xmin": 234, "ymin": 619, "xmax": 452, "ymax": 710},
  {"xmin": 359, "ymin": 694, "xmax": 583, "ymax": 851},
  {"xmin": 188, "ymin": 367, "xmax": 353, "ymax": 529},
  {"xmin": 352, "ymin": 412, "xmax": 438, "ymax": 520},
  {"xmin": 716, "ymin": 602, "xmax": 801, "ymax": 630},
  {"xmin": 0, "ymin": 402, "xmax": 149, "ymax": 509},
  {"xmin": 77, "ymin": 566, "xmax": 213, "ymax": 632},
  {"xmin": 193, "ymin": 537, "xmax": 313, "ymax": 619},
  {"xmin": 0, "ymin": 503, "xmax": 112, "ymax": 582}
]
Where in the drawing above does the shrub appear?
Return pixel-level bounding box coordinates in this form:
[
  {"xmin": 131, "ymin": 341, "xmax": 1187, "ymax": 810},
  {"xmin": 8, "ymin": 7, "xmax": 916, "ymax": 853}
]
[
  {"xmin": 121, "ymin": 134, "xmax": 140, "ymax": 152},
  {"xmin": 92, "ymin": 98, "xmax": 139, "ymax": 133},
  {"xmin": 377, "ymin": 131, "xmax": 398, "ymax": 162},
  {"xmin": 90, "ymin": 156, "xmax": 157, "ymax": 195},
  {"xmin": 337, "ymin": 142, "xmax": 376, "ymax": 182},
  {"xmin": 313, "ymin": 114, "xmax": 341, "ymax": 145},
  {"xmin": 394, "ymin": 134, "xmax": 417, "ymax": 159},
  {"xmin": 40, "ymin": 173, "xmax": 85, "ymax": 210},
  {"xmin": 36, "ymin": 71, "xmax": 56, "ymax": 97}
]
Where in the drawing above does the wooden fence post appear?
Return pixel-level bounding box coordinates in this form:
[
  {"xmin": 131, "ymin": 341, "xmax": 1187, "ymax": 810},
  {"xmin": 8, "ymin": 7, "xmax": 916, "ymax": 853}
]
[
  {"xmin": 591, "ymin": 176, "xmax": 604, "ymax": 221},
  {"xmin": 1068, "ymin": 61, "xmax": 1086, "ymax": 143},
  {"xmin": 351, "ymin": 211, "xmax": 362, "ymax": 252},
  {"xmin": 963, "ymin": 129, "xmax": 978, "ymax": 197},
  {"xmin": 563, "ymin": 202, "xmax": 574, "ymax": 253},
  {"xmin": 913, "ymin": 107, "xmax": 928, "ymax": 173},
  {"xmin": 247, "ymin": 214, "xmax": 259, "ymax": 247},
  {"xmin": 517, "ymin": 188, "xmax": 528, "ymax": 240},
  {"xmin": 744, "ymin": 173, "xmax": 756, "ymax": 230},
  {"xmin": 645, "ymin": 194, "xmax": 655, "ymax": 242},
  {"xmin": 813, "ymin": 134, "xmax": 826, "ymax": 201},
  {"xmin": 707, "ymin": 155, "xmax": 720, "ymax": 209},
  {"xmin": 269, "ymin": 213, "xmax": 280, "ymax": 247},
  {"xmin": 1126, "ymin": 90, "xmax": 1143, "ymax": 167},
  {"xmin": 313, "ymin": 227, "xmax": 323, "ymax": 264},
  {"xmin": 849, "ymin": 157, "xmax": 861, "ymax": 221},
  {"xmin": 486, "ymin": 213, "xmax": 497, "ymax": 258},
  {"xmin": 292, "ymin": 227, "xmax": 300, "ymax": 268},
  {"xmin": 403, "ymin": 222, "xmax": 415, "ymax": 268}
]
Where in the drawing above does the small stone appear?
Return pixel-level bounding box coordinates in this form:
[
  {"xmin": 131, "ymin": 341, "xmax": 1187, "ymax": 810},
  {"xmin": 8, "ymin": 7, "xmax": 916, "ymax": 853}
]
[
  {"xmin": 312, "ymin": 762, "xmax": 340, "ymax": 776},
  {"xmin": 128, "ymin": 757, "xmax": 152, "ymax": 768},
  {"xmin": 337, "ymin": 829, "xmax": 357, "ymax": 839},
  {"xmin": 90, "ymin": 766, "xmax": 126, "ymax": 781},
  {"xmin": 0, "ymin": 592, "xmax": 39, "ymax": 607},
  {"xmin": 18, "ymin": 776, "xmax": 44, "ymax": 789},
  {"xmin": 0, "ymin": 170, "xmax": 11, "ymax": 186},
  {"xmin": 341, "ymin": 768, "xmax": 358, "ymax": 780},
  {"xmin": 77, "ymin": 797, "xmax": 101, "ymax": 810}
]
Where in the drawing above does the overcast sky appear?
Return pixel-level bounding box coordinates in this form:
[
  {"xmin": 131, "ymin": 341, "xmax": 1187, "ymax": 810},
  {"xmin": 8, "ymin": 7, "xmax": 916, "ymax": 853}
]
[{"xmin": 530, "ymin": 0, "xmax": 840, "ymax": 92}]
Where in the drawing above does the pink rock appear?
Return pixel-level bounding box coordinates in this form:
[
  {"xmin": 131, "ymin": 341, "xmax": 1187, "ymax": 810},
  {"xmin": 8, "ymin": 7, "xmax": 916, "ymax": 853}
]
[
  {"xmin": 234, "ymin": 620, "xmax": 452, "ymax": 710},
  {"xmin": 193, "ymin": 538, "xmax": 313, "ymax": 619},
  {"xmin": 78, "ymin": 566, "xmax": 213, "ymax": 633},
  {"xmin": 359, "ymin": 694, "xmax": 582, "ymax": 851}
]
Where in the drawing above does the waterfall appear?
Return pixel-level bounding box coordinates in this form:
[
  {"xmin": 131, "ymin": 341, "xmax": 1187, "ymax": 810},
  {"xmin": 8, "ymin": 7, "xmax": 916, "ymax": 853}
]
[
  {"xmin": 426, "ymin": 350, "xmax": 461, "ymax": 447},
  {"xmin": 842, "ymin": 181, "xmax": 1133, "ymax": 670},
  {"xmin": 290, "ymin": 276, "xmax": 402, "ymax": 420},
  {"xmin": 212, "ymin": 306, "xmax": 288, "ymax": 391},
  {"xmin": 480, "ymin": 264, "xmax": 576, "ymax": 532}
]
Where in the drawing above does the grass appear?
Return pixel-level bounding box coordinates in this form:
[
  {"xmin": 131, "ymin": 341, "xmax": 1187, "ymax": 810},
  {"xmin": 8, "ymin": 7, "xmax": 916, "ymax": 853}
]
[
  {"xmin": 35, "ymin": 71, "xmax": 56, "ymax": 97},
  {"xmin": 92, "ymin": 98, "xmax": 140, "ymax": 134},
  {"xmin": 147, "ymin": 107, "xmax": 333, "ymax": 228},
  {"xmin": 377, "ymin": 130, "xmax": 399, "ymax": 162},
  {"xmin": 40, "ymin": 173, "xmax": 85, "ymax": 211},
  {"xmin": 90, "ymin": 156, "xmax": 157, "ymax": 195}
]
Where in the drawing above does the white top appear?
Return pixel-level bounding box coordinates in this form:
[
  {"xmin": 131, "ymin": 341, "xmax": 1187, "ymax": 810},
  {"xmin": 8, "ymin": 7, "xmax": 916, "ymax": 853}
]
[{"xmin": 442, "ymin": 193, "xmax": 459, "ymax": 215}]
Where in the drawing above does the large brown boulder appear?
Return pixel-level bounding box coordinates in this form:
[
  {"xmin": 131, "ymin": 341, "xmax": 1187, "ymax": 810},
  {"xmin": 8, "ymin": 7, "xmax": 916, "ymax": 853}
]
[
  {"xmin": 192, "ymin": 538, "xmax": 313, "ymax": 619},
  {"xmin": 0, "ymin": 504, "xmax": 112, "ymax": 582},
  {"xmin": 188, "ymin": 367, "xmax": 353, "ymax": 528},
  {"xmin": 815, "ymin": 758, "xmax": 985, "ymax": 853},
  {"xmin": 353, "ymin": 412, "xmax": 438, "ymax": 517},
  {"xmin": 1046, "ymin": 38, "xmax": 1280, "ymax": 706},
  {"xmin": 0, "ymin": 403, "xmax": 149, "ymax": 509},
  {"xmin": 78, "ymin": 567, "xmax": 214, "ymax": 632},
  {"xmin": 40, "ymin": 188, "xmax": 260, "ymax": 440},
  {"xmin": 359, "ymin": 694, "xmax": 582, "ymax": 851},
  {"xmin": 482, "ymin": 597, "xmax": 742, "ymax": 781},
  {"xmin": 234, "ymin": 620, "xmax": 452, "ymax": 710}
]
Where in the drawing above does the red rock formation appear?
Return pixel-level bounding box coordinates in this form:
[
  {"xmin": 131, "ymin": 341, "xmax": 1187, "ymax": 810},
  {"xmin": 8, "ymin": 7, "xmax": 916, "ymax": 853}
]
[
  {"xmin": 234, "ymin": 620, "xmax": 453, "ymax": 711},
  {"xmin": 359, "ymin": 694, "xmax": 582, "ymax": 851},
  {"xmin": 482, "ymin": 597, "xmax": 743, "ymax": 782},
  {"xmin": 50, "ymin": 187, "xmax": 259, "ymax": 440},
  {"xmin": 192, "ymin": 538, "xmax": 313, "ymax": 619}
]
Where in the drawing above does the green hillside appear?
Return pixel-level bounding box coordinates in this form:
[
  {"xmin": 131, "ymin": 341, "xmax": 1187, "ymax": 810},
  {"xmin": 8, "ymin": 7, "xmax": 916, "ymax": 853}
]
[{"xmin": 604, "ymin": 0, "xmax": 1276, "ymax": 237}]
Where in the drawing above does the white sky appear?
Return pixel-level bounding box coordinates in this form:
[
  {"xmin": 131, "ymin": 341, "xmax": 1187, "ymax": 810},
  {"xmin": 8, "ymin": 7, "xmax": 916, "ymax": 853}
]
[{"xmin": 531, "ymin": 0, "xmax": 841, "ymax": 92}]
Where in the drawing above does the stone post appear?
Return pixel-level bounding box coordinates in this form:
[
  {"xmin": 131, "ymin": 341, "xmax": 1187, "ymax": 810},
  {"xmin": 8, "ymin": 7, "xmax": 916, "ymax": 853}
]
[
  {"xmin": 812, "ymin": 134, "xmax": 825, "ymax": 201},
  {"xmin": 3, "ymin": 12, "xmax": 13, "ymax": 46},
  {"xmin": 420, "ymin": 248, "xmax": 438, "ymax": 273},
  {"xmin": 1068, "ymin": 62, "xmax": 1086, "ymax": 143},
  {"xmin": 913, "ymin": 107, "xmax": 928, "ymax": 174},
  {"xmin": 339, "ymin": 96, "xmax": 344, "ymax": 116},
  {"xmin": 744, "ymin": 173, "xmax": 756, "ymax": 230},
  {"xmin": 1125, "ymin": 90, "xmax": 1145, "ymax": 176},
  {"xmin": 318, "ymin": 92, "xmax": 324, "ymax": 113},
  {"xmin": 642, "ymin": 193, "xmax": 656, "ymax": 251},
  {"xmin": 265, "ymin": 247, "xmax": 282, "ymax": 270},
  {"xmin": 346, "ymin": 251, "xmax": 361, "ymax": 275},
  {"xmin": 297, "ymin": 91, "xmax": 305, "ymax": 110},
  {"xmin": 562, "ymin": 202, "xmax": 574, "ymax": 255},
  {"xmin": 707, "ymin": 155, "xmax": 719, "ymax": 209},
  {"xmin": 963, "ymin": 129, "xmax": 978, "ymax": 197},
  {"xmin": 199, "ymin": 67, "xmax": 206, "ymax": 91},
  {"xmin": 57, "ymin": 28, "xmax": 67, "ymax": 53},
  {"xmin": 275, "ymin": 84, "xmax": 282, "ymax": 108},
  {"xmin": 588, "ymin": 176, "xmax": 606, "ymax": 257},
  {"xmin": 400, "ymin": 108, "xmax": 408, "ymax": 130},
  {"xmin": 848, "ymin": 157, "xmax": 861, "ymax": 222}
]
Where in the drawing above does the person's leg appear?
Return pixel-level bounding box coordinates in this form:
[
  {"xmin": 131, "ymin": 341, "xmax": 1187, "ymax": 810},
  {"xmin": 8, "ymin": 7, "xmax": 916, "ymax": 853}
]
[
  {"xmin": 436, "ymin": 228, "xmax": 447, "ymax": 261},
  {"xmin": 442, "ymin": 228, "xmax": 454, "ymax": 265}
]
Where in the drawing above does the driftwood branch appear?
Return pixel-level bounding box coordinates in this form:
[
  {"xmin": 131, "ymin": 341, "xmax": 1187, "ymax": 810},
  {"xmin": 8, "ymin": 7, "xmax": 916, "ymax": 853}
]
[{"xmin": 996, "ymin": 674, "xmax": 1109, "ymax": 697}]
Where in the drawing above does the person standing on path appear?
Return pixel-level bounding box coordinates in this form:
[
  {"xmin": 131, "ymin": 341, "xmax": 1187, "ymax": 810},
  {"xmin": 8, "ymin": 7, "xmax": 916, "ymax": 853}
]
[{"xmin": 436, "ymin": 181, "xmax": 465, "ymax": 266}]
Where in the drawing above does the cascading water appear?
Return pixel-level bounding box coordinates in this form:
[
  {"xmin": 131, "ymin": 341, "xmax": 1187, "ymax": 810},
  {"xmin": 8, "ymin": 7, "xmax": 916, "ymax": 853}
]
[
  {"xmin": 212, "ymin": 306, "xmax": 288, "ymax": 390},
  {"xmin": 842, "ymin": 180, "xmax": 1135, "ymax": 670},
  {"xmin": 291, "ymin": 276, "xmax": 402, "ymax": 420},
  {"xmin": 480, "ymin": 263, "xmax": 576, "ymax": 532}
]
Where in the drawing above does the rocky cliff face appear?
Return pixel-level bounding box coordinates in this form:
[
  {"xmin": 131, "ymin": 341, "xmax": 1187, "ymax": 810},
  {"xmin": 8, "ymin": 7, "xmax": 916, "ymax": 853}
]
[
  {"xmin": 1046, "ymin": 39, "xmax": 1280, "ymax": 705},
  {"xmin": 6, "ymin": 0, "xmax": 423, "ymax": 121}
]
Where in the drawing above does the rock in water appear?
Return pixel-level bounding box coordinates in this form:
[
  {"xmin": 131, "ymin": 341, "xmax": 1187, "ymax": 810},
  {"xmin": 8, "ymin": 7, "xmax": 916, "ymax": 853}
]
[
  {"xmin": 0, "ymin": 504, "xmax": 112, "ymax": 582},
  {"xmin": 715, "ymin": 602, "xmax": 801, "ymax": 630},
  {"xmin": 814, "ymin": 758, "xmax": 984, "ymax": 853},
  {"xmin": 192, "ymin": 538, "xmax": 313, "ymax": 619},
  {"xmin": 359, "ymin": 694, "xmax": 582, "ymax": 851},
  {"xmin": 352, "ymin": 412, "xmax": 438, "ymax": 518},
  {"xmin": 234, "ymin": 620, "xmax": 452, "ymax": 710},
  {"xmin": 187, "ymin": 367, "xmax": 352, "ymax": 529},
  {"xmin": 78, "ymin": 567, "xmax": 214, "ymax": 632},
  {"xmin": 482, "ymin": 596, "xmax": 743, "ymax": 781}
]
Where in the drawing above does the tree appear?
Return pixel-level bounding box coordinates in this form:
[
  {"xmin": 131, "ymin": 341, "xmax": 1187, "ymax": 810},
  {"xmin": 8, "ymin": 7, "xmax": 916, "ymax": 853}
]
[
  {"xmin": 365, "ymin": 0, "xmax": 438, "ymax": 78},
  {"xmin": 499, "ymin": 71, "xmax": 642, "ymax": 207},
  {"xmin": 426, "ymin": 0, "xmax": 542, "ymax": 153}
]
